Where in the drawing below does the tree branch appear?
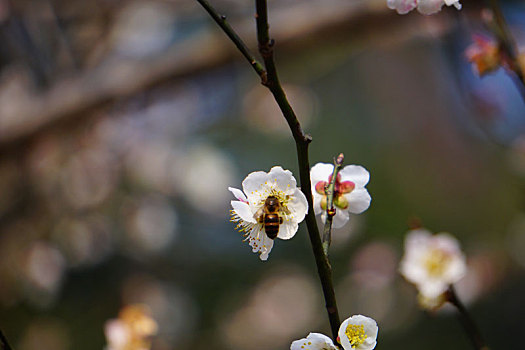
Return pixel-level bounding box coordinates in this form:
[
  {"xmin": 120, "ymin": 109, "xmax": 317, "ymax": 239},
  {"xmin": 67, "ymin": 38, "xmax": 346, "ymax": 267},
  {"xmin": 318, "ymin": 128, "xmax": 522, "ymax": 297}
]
[
  {"xmin": 446, "ymin": 286, "xmax": 490, "ymax": 350},
  {"xmin": 196, "ymin": 0, "xmax": 266, "ymax": 78},
  {"xmin": 254, "ymin": 0, "xmax": 341, "ymax": 342},
  {"xmin": 0, "ymin": 328, "xmax": 13, "ymax": 350}
]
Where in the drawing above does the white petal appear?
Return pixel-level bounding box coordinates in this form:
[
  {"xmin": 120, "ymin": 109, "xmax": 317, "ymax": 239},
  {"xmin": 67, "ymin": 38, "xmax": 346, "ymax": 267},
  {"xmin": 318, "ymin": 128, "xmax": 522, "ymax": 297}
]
[
  {"xmin": 228, "ymin": 187, "xmax": 247, "ymax": 202},
  {"xmin": 310, "ymin": 163, "xmax": 334, "ymax": 184},
  {"xmin": 242, "ymin": 170, "xmax": 270, "ymax": 197},
  {"xmin": 313, "ymin": 191, "xmax": 323, "ymax": 215},
  {"xmin": 338, "ymin": 315, "xmax": 378, "ymax": 350},
  {"xmin": 278, "ymin": 219, "xmax": 299, "ymax": 240},
  {"xmin": 417, "ymin": 0, "xmax": 444, "ymax": 15},
  {"xmin": 418, "ymin": 280, "xmax": 448, "ymax": 299},
  {"xmin": 332, "ymin": 209, "xmax": 350, "ymax": 229},
  {"xmin": 231, "ymin": 201, "xmax": 256, "ymax": 223},
  {"xmin": 259, "ymin": 235, "xmax": 274, "ymax": 261},
  {"xmin": 291, "ymin": 333, "xmax": 337, "ymax": 350},
  {"xmin": 387, "ymin": 0, "xmax": 417, "ymax": 14},
  {"xmin": 339, "ymin": 165, "xmax": 370, "ymax": 187},
  {"xmin": 268, "ymin": 166, "xmax": 297, "ymax": 191},
  {"xmin": 286, "ymin": 188, "xmax": 308, "ymax": 223},
  {"xmin": 345, "ymin": 188, "xmax": 371, "ymax": 214}
]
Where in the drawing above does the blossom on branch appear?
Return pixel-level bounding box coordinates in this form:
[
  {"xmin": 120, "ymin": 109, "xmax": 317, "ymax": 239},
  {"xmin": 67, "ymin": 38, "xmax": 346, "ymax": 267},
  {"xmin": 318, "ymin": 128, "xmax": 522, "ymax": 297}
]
[
  {"xmin": 399, "ymin": 228, "xmax": 467, "ymax": 302},
  {"xmin": 338, "ymin": 315, "xmax": 378, "ymax": 350},
  {"xmin": 387, "ymin": 0, "xmax": 461, "ymax": 15},
  {"xmin": 290, "ymin": 315, "xmax": 378, "ymax": 350},
  {"xmin": 290, "ymin": 333, "xmax": 338, "ymax": 350},
  {"xmin": 229, "ymin": 166, "xmax": 308, "ymax": 261},
  {"xmin": 310, "ymin": 163, "xmax": 371, "ymax": 228}
]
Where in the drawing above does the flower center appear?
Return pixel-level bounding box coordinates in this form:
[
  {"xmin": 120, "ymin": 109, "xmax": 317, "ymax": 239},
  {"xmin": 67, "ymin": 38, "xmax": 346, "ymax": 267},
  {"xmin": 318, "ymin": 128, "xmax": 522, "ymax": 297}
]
[
  {"xmin": 258, "ymin": 189, "xmax": 289, "ymax": 213},
  {"xmin": 345, "ymin": 323, "xmax": 367, "ymax": 348},
  {"xmin": 315, "ymin": 173, "xmax": 355, "ymax": 210},
  {"xmin": 424, "ymin": 248, "xmax": 451, "ymax": 277}
]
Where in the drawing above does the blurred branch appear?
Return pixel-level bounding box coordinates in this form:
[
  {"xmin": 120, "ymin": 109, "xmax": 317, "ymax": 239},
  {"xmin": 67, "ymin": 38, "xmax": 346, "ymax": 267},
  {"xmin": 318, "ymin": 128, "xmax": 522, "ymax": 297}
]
[
  {"xmin": 446, "ymin": 286, "xmax": 490, "ymax": 350},
  {"xmin": 322, "ymin": 153, "xmax": 344, "ymax": 256},
  {"xmin": 0, "ymin": 328, "xmax": 13, "ymax": 350},
  {"xmin": 0, "ymin": 1, "xmax": 454, "ymax": 153}
]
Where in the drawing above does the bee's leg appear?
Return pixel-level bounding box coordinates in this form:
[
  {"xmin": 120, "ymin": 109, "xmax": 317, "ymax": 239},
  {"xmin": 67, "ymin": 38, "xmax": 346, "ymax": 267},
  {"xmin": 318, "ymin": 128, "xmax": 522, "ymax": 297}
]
[{"xmin": 279, "ymin": 217, "xmax": 283, "ymax": 224}]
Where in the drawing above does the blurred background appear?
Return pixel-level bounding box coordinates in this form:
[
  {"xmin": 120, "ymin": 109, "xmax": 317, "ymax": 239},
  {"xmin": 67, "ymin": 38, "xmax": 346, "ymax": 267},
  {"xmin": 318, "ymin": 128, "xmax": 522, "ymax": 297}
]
[{"xmin": 0, "ymin": 0, "xmax": 524, "ymax": 349}]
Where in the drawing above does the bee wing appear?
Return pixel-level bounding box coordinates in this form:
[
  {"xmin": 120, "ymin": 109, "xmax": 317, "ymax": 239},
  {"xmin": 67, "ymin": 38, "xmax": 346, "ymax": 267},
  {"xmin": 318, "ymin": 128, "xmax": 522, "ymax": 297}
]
[{"xmin": 254, "ymin": 207, "xmax": 264, "ymax": 223}]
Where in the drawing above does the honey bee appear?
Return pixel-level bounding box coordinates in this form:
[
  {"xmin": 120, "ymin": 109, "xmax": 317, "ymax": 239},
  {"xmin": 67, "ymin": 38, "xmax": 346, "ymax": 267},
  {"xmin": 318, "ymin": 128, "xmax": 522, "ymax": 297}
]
[{"xmin": 254, "ymin": 195, "xmax": 283, "ymax": 239}]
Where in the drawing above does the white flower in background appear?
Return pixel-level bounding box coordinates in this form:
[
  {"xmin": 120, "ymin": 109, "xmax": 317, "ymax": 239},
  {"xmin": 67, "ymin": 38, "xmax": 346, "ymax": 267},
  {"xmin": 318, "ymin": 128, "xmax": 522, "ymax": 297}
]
[
  {"xmin": 387, "ymin": 0, "xmax": 461, "ymax": 15},
  {"xmin": 338, "ymin": 315, "xmax": 378, "ymax": 350},
  {"xmin": 290, "ymin": 333, "xmax": 337, "ymax": 350},
  {"xmin": 399, "ymin": 228, "xmax": 467, "ymax": 299},
  {"xmin": 229, "ymin": 166, "xmax": 308, "ymax": 261},
  {"xmin": 310, "ymin": 163, "xmax": 371, "ymax": 229}
]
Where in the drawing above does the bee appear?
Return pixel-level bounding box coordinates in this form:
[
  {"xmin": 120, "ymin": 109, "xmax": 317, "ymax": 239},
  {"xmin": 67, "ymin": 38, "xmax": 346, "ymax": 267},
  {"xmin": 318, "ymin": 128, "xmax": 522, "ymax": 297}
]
[{"xmin": 254, "ymin": 195, "xmax": 283, "ymax": 239}]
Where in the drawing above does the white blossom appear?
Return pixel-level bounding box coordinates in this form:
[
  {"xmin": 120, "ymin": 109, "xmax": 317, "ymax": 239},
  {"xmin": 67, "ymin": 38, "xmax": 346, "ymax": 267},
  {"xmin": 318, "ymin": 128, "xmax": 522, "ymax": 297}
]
[
  {"xmin": 387, "ymin": 0, "xmax": 461, "ymax": 15},
  {"xmin": 310, "ymin": 163, "xmax": 371, "ymax": 229},
  {"xmin": 290, "ymin": 333, "xmax": 338, "ymax": 350},
  {"xmin": 338, "ymin": 315, "xmax": 378, "ymax": 350},
  {"xmin": 399, "ymin": 228, "xmax": 467, "ymax": 299},
  {"xmin": 229, "ymin": 166, "xmax": 308, "ymax": 261}
]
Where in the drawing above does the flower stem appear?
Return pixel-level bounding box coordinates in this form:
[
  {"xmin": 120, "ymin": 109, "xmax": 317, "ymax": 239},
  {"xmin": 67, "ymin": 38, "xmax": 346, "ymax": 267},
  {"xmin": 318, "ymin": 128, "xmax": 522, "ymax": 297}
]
[
  {"xmin": 0, "ymin": 328, "xmax": 13, "ymax": 350},
  {"xmin": 446, "ymin": 286, "xmax": 490, "ymax": 350},
  {"xmin": 322, "ymin": 153, "xmax": 344, "ymax": 256},
  {"xmin": 196, "ymin": 0, "xmax": 342, "ymax": 341}
]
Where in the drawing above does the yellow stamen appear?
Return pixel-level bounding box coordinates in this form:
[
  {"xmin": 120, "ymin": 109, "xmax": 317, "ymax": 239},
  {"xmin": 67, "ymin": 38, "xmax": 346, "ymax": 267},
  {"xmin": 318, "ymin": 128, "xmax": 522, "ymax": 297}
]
[
  {"xmin": 345, "ymin": 323, "xmax": 367, "ymax": 347},
  {"xmin": 424, "ymin": 248, "xmax": 450, "ymax": 277}
]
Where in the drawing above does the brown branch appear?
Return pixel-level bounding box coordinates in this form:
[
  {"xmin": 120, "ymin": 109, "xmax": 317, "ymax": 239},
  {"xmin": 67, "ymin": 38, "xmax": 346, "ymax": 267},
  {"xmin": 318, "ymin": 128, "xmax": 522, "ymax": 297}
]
[
  {"xmin": 0, "ymin": 328, "xmax": 13, "ymax": 350},
  {"xmin": 254, "ymin": 0, "xmax": 341, "ymax": 342},
  {"xmin": 446, "ymin": 286, "xmax": 490, "ymax": 350}
]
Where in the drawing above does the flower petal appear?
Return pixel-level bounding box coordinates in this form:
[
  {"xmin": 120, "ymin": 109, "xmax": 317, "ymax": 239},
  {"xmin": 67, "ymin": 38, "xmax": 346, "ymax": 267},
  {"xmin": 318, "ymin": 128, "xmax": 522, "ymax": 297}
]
[
  {"xmin": 417, "ymin": 0, "xmax": 444, "ymax": 15},
  {"xmin": 387, "ymin": 0, "xmax": 417, "ymax": 14},
  {"xmin": 268, "ymin": 166, "xmax": 297, "ymax": 192},
  {"xmin": 290, "ymin": 333, "xmax": 337, "ymax": 350},
  {"xmin": 313, "ymin": 192, "xmax": 323, "ymax": 215},
  {"xmin": 259, "ymin": 235, "xmax": 274, "ymax": 261},
  {"xmin": 228, "ymin": 187, "xmax": 247, "ymax": 202},
  {"xmin": 345, "ymin": 188, "xmax": 371, "ymax": 214},
  {"xmin": 338, "ymin": 315, "xmax": 378, "ymax": 350},
  {"xmin": 231, "ymin": 201, "xmax": 256, "ymax": 223},
  {"xmin": 278, "ymin": 219, "xmax": 299, "ymax": 240},
  {"xmin": 286, "ymin": 188, "xmax": 308, "ymax": 223},
  {"xmin": 242, "ymin": 170, "xmax": 270, "ymax": 199},
  {"xmin": 310, "ymin": 163, "xmax": 334, "ymax": 184},
  {"xmin": 339, "ymin": 165, "xmax": 370, "ymax": 187},
  {"xmin": 331, "ymin": 209, "xmax": 350, "ymax": 229}
]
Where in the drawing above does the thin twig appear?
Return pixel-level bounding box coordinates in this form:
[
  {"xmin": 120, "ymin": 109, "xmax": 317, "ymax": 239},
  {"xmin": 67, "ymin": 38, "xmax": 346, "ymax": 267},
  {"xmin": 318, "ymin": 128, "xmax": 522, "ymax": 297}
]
[
  {"xmin": 254, "ymin": 0, "xmax": 341, "ymax": 341},
  {"xmin": 446, "ymin": 286, "xmax": 490, "ymax": 350},
  {"xmin": 195, "ymin": 0, "xmax": 266, "ymax": 78},
  {"xmin": 322, "ymin": 153, "xmax": 344, "ymax": 256},
  {"xmin": 0, "ymin": 328, "xmax": 13, "ymax": 350}
]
